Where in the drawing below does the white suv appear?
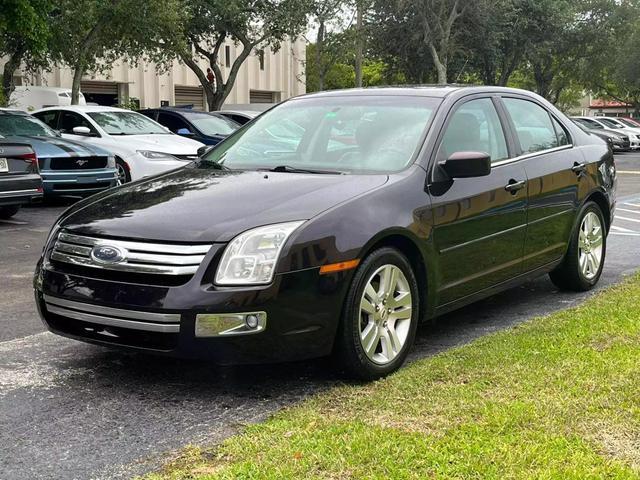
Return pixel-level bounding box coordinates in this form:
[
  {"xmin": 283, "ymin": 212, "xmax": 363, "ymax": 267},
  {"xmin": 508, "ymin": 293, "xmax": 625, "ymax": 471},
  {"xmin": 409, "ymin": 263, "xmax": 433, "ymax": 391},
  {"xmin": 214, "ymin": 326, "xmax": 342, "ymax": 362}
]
[{"xmin": 33, "ymin": 106, "xmax": 204, "ymax": 183}]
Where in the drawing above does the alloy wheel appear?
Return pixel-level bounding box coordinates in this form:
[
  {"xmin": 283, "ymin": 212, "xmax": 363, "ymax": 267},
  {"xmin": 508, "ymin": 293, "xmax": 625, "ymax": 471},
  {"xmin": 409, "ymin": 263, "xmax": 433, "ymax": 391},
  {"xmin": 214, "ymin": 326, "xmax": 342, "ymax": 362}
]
[
  {"xmin": 578, "ymin": 211, "xmax": 604, "ymax": 280},
  {"xmin": 359, "ymin": 264, "xmax": 413, "ymax": 365},
  {"xmin": 116, "ymin": 163, "xmax": 128, "ymax": 185}
]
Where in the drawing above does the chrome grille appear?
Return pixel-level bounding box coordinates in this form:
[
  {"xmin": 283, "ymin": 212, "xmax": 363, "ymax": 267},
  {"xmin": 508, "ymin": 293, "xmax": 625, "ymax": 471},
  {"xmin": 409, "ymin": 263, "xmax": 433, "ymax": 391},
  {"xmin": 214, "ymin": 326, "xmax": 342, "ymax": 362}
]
[
  {"xmin": 44, "ymin": 295, "xmax": 180, "ymax": 332},
  {"xmin": 50, "ymin": 232, "xmax": 212, "ymax": 275}
]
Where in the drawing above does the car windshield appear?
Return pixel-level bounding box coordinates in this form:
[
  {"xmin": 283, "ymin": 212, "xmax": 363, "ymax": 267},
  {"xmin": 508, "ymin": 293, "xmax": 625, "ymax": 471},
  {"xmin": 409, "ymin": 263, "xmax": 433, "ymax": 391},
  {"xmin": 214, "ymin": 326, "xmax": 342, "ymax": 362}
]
[
  {"xmin": 184, "ymin": 112, "xmax": 239, "ymax": 135},
  {"xmin": 599, "ymin": 118, "xmax": 622, "ymax": 129},
  {"xmin": 202, "ymin": 96, "xmax": 440, "ymax": 174},
  {"xmin": 0, "ymin": 114, "xmax": 56, "ymax": 137},
  {"xmin": 88, "ymin": 111, "xmax": 168, "ymax": 135}
]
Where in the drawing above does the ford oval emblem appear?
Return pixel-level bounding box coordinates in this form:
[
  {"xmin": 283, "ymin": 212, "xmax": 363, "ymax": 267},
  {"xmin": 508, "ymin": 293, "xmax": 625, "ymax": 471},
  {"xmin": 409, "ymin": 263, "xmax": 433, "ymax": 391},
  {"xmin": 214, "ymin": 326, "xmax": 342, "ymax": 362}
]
[{"xmin": 91, "ymin": 245, "xmax": 126, "ymax": 264}]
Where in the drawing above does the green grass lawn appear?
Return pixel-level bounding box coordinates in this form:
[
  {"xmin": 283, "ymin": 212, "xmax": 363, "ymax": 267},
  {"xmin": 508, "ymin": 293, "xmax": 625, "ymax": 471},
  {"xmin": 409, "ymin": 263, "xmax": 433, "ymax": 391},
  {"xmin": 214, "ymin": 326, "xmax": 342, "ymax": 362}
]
[{"xmin": 145, "ymin": 275, "xmax": 640, "ymax": 479}]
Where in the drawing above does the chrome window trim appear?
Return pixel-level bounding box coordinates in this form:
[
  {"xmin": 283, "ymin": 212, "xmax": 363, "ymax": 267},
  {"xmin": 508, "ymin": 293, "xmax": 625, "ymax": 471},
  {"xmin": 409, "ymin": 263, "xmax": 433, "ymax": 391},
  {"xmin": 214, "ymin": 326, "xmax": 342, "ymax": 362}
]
[{"xmin": 492, "ymin": 144, "xmax": 574, "ymax": 167}]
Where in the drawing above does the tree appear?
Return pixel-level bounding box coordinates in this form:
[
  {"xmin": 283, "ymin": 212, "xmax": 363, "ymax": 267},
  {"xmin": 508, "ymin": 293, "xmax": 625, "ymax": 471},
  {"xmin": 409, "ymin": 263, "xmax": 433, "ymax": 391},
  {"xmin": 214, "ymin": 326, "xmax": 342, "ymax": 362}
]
[
  {"xmin": 413, "ymin": 0, "xmax": 469, "ymax": 84},
  {"xmin": 308, "ymin": 0, "xmax": 351, "ymax": 91},
  {"xmin": 49, "ymin": 0, "xmax": 182, "ymax": 104},
  {"xmin": 0, "ymin": 0, "xmax": 51, "ymax": 105},
  {"xmin": 170, "ymin": 0, "xmax": 310, "ymax": 111}
]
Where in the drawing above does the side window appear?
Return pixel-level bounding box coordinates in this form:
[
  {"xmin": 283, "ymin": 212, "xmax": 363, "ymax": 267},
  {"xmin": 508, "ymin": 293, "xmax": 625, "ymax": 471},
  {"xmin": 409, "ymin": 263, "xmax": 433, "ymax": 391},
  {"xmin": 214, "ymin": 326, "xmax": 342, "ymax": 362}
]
[
  {"xmin": 59, "ymin": 112, "xmax": 95, "ymax": 134},
  {"xmin": 158, "ymin": 112, "xmax": 190, "ymax": 133},
  {"xmin": 552, "ymin": 117, "xmax": 570, "ymax": 146},
  {"xmin": 34, "ymin": 111, "xmax": 59, "ymax": 129},
  {"xmin": 438, "ymin": 98, "xmax": 509, "ymax": 164},
  {"xmin": 503, "ymin": 98, "xmax": 559, "ymax": 154}
]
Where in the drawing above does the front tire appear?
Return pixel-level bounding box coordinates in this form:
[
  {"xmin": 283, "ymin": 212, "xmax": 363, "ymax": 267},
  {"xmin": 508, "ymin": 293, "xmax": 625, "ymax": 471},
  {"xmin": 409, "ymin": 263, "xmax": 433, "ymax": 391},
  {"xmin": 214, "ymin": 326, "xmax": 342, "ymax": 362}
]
[
  {"xmin": 115, "ymin": 158, "xmax": 131, "ymax": 184},
  {"xmin": 549, "ymin": 201, "xmax": 606, "ymax": 291},
  {"xmin": 334, "ymin": 247, "xmax": 420, "ymax": 380}
]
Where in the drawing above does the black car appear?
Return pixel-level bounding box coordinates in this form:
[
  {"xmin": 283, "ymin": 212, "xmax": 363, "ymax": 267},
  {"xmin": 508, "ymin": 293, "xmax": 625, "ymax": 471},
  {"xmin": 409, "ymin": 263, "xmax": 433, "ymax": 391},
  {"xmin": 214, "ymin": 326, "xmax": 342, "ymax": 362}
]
[
  {"xmin": 139, "ymin": 107, "xmax": 240, "ymax": 146},
  {"xmin": 0, "ymin": 142, "xmax": 43, "ymax": 218},
  {"xmin": 35, "ymin": 86, "xmax": 616, "ymax": 379}
]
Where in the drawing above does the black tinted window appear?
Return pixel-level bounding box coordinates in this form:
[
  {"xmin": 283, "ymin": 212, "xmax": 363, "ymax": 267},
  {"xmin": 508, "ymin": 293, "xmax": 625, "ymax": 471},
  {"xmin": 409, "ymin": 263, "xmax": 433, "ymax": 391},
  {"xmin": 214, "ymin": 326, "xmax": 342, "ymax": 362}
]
[
  {"xmin": 438, "ymin": 98, "xmax": 508, "ymax": 164},
  {"xmin": 158, "ymin": 112, "xmax": 190, "ymax": 133},
  {"xmin": 59, "ymin": 112, "xmax": 94, "ymax": 134},
  {"xmin": 35, "ymin": 111, "xmax": 58, "ymax": 129}
]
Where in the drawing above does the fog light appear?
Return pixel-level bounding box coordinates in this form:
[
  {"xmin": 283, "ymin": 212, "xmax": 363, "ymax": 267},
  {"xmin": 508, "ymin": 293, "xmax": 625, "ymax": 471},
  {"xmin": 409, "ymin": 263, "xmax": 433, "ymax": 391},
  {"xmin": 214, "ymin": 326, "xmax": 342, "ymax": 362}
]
[
  {"xmin": 245, "ymin": 314, "xmax": 259, "ymax": 329},
  {"xmin": 195, "ymin": 312, "xmax": 267, "ymax": 337}
]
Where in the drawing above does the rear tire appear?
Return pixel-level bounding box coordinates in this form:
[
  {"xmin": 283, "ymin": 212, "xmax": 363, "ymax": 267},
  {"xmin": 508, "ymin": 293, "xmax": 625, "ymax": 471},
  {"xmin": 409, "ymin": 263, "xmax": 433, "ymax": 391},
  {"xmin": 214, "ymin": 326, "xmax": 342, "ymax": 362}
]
[
  {"xmin": 549, "ymin": 201, "xmax": 606, "ymax": 291},
  {"xmin": 0, "ymin": 205, "xmax": 20, "ymax": 219},
  {"xmin": 334, "ymin": 247, "xmax": 420, "ymax": 380}
]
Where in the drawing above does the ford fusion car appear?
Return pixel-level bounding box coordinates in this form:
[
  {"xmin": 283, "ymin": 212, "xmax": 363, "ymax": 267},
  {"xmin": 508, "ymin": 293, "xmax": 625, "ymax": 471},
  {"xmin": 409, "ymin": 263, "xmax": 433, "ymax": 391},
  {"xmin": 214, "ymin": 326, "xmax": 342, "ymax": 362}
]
[{"xmin": 35, "ymin": 86, "xmax": 616, "ymax": 379}]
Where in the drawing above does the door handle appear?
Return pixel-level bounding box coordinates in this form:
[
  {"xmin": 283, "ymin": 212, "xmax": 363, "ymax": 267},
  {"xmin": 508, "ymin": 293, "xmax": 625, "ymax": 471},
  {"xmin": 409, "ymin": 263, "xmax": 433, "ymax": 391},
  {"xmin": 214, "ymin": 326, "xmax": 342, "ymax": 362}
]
[
  {"xmin": 571, "ymin": 162, "xmax": 587, "ymax": 174},
  {"xmin": 504, "ymin": 179, "xmax": 526, "ymax": 193}
]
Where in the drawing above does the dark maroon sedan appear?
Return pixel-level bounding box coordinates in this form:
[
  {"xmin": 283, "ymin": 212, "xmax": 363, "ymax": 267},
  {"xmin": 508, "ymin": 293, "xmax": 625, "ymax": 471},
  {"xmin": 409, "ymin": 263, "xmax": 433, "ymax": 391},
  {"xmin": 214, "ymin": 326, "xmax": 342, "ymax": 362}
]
[{"xmin": 35, "ymin": 86, "xmax": 616, "ymax": 379}]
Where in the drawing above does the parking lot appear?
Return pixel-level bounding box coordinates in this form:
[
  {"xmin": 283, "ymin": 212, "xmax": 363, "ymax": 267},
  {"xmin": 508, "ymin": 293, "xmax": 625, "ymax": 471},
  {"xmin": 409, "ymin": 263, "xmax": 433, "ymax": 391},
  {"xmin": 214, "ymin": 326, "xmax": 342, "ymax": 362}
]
[{"xmin": 2, "ymin": 153, "xmax": 640, "ymax": 480}]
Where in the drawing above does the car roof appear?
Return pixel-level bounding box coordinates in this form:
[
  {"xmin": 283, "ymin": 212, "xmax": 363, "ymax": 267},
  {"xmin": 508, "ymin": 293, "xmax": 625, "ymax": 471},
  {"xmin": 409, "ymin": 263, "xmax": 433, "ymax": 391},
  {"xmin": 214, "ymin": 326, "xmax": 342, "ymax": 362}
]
[
  {"xmin": 35, "ymin": 105, "xmax": 134, "ymax": 113},
  {"xmin": 296, "ymin": 85, "xmax": 539, "ymax": 100},
  {"xmin": 217, "ymin": 110, "xmax": 260, "ymax": 117}
]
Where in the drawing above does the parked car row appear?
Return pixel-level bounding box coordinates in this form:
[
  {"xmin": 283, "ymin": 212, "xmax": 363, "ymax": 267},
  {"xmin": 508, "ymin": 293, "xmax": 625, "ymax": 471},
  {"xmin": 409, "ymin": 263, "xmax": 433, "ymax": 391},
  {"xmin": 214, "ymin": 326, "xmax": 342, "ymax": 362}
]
[
  {"xmin": 0, "ymin": 103, "xmax": 258, "ymax": 217},
  {"xmin": 572, "ymin": 115, "xmax": 640, "ymax": 151}
]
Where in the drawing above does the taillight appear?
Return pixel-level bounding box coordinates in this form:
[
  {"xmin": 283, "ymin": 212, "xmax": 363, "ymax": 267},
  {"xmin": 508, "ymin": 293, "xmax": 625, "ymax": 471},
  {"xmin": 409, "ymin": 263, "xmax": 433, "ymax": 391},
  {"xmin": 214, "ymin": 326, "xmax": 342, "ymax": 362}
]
[{"xmin": 18, "ymin": 152, "xmax": 39, "ymax": 172}]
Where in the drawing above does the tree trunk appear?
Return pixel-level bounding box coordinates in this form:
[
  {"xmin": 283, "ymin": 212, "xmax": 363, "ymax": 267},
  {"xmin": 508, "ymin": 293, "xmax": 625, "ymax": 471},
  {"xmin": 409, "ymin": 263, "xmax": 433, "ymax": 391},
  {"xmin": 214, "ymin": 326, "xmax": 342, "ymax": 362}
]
[
  {"xmin": 2, "ymin": 49, "xmax": 24, "ymax": 107},
  {"xmin": 71, "ymin": 64, "xmax": 84, "ymax": 105},
  {"xmin": 429, "ymin": 44, "xmax": 447, "ymax": 84},
  {"xmin": 316, "ymin": 21, "xmax": 325, "ymax": 91},
  {"xmin": 354, "ymin": 1, "xmax": 363, "ymax": 88}
]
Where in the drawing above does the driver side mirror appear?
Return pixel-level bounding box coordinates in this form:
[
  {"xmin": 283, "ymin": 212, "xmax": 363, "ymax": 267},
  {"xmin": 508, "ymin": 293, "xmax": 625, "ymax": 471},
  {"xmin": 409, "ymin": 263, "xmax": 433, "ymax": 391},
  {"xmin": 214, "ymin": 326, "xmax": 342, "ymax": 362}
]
[
  {"xmin": 72, "ymin": 126, "xmax": 94, "ymax": 136},
  {"xmin": 440, "ymin": 151, "xmax": 491, "ymax": 178}
]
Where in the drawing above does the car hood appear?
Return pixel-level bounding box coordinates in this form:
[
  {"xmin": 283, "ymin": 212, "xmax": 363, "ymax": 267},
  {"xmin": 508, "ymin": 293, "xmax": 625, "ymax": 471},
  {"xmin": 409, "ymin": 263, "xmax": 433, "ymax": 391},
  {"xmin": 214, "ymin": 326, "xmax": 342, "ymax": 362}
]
[
  {"xmin": 4, "ymin": 135, "xmax": 111, "ymax": 158},
  {"xmin": 59, "ymin": 167, "xmax": 388, "ymax": 243},
  {"xmin": 111, "ymin": 134, "xmax": 204, "ymax": 153}
]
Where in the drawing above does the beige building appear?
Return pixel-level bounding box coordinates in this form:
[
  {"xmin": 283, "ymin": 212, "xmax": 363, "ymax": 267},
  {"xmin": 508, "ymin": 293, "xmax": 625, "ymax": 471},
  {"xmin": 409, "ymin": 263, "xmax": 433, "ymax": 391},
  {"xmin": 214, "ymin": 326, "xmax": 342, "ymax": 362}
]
[{"xmin": 10, "ymin": 38, "xmax": 306, "ymax": 110}]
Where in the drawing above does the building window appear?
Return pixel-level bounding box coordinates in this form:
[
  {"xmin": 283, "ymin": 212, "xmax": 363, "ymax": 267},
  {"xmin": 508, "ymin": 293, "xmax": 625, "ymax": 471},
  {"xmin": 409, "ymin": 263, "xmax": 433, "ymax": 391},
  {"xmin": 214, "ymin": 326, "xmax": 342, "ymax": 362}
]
[
  {"xmin": 258, "ymin": 50, "xmax": 265, "ymax": 71},
  {"xmin": 225, "ymin": 45, "xmax": 231, "ymax": 68}
]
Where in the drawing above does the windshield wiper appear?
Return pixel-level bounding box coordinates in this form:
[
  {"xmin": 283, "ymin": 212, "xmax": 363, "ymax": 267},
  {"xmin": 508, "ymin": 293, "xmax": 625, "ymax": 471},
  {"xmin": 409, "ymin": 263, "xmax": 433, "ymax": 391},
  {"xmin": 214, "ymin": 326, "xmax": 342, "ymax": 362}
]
[{"xmin": 263, "ymin": 165, "xmax": 345, "ymax": 175}]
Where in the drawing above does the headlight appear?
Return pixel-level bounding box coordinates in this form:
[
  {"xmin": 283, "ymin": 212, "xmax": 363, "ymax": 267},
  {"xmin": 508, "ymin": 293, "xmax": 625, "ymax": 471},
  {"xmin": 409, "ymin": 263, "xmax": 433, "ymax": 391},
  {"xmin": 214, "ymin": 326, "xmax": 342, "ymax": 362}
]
[
  {"xmin": 107, "ymin": 155, "xmax": 116, "ymax": 168},
  {"xmin": 215, "ymin": 221, "xmax": 305, "ymax": 285},
  {"xmin": 137, "ymin": 150, "xmax": 175, "ymax": 160}
]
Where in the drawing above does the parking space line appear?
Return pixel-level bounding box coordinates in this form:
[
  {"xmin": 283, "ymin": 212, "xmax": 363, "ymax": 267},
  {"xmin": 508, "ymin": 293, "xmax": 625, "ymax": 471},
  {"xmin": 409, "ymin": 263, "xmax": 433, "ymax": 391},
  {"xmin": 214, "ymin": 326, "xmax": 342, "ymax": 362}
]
[
  {"xmin": 616, "ymin": 216, "xmax": 640, "ymax": 224},
  {"xmin": 624, "ymin": 202, "xmax": 640, "ymax": 208},
  {"xmin": 611, "ymin": 225, "xmax": 637, "ymax": 233},
  {"xmin": 611, "ymin": 232, "xmax": 640, "ymax": 237},
  {"xmin": 617, "ymin": 170, "xmax": 640, "ymax": 175},
  {"xmin": 616, "ymin": 207, "xmax": 640, "ymax": 215}
]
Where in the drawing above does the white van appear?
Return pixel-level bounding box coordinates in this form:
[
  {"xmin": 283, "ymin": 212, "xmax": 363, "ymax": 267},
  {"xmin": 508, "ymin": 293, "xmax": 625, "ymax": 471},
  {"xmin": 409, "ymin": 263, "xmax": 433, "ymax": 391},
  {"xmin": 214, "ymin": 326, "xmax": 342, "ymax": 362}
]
[{"xmin": 10, "ymin": 86, "xmax": 87, "ymax": 112}]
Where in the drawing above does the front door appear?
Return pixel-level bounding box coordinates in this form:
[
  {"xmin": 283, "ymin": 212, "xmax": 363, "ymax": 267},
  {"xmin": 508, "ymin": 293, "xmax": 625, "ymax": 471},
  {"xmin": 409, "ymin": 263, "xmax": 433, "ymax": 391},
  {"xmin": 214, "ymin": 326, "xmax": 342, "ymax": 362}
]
[
  {"xmin": 500, "ymin": 96, "xmax": 581, "ymax": 271},
  {"xmin": 429, "ymin": 97, "xmax": 528, "ymax": 305}
]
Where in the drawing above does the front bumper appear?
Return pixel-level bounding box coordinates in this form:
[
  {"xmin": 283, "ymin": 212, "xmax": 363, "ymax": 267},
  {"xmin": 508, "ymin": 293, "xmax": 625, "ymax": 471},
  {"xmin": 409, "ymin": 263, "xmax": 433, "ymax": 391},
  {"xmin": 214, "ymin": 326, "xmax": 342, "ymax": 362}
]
[
  {"xmin": 34, "ymin": 260, "xmax": 351, "ymax": 364},
  {"xmin": 41, "ymin": 168, "xmax": 118, "ymax": 196}
]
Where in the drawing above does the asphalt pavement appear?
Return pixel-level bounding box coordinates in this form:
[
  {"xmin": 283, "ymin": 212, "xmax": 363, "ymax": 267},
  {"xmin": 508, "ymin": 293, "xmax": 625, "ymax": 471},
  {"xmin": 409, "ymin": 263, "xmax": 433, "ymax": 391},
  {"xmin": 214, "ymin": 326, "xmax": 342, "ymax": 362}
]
[{"xmin": 1, "ymin": 154, "xmax": 640, "ymax": 479}]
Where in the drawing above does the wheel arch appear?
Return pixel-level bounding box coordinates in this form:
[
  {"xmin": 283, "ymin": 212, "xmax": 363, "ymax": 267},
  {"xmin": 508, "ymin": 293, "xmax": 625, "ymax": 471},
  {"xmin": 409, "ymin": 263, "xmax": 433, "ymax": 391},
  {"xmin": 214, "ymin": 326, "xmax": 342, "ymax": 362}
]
[
  {"xmin": 357, "ymin": 228, "xmax": 434, "ymax": 323},
  {"xmin": 583, "ymin": 189, "xmax": 611, "ymax": 232}
]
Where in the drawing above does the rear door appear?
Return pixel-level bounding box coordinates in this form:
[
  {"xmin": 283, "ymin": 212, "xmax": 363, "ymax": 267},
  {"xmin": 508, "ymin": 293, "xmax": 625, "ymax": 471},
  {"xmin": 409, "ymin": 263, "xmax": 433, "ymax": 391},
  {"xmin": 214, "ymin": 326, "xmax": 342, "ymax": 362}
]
[
  {"xmin": 429, "ymin": 96, "xmax": 528, "ymax": 305},
  {"xmin": 499, "ymin": 96, "xmax": 582, "ymax": 271}
]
